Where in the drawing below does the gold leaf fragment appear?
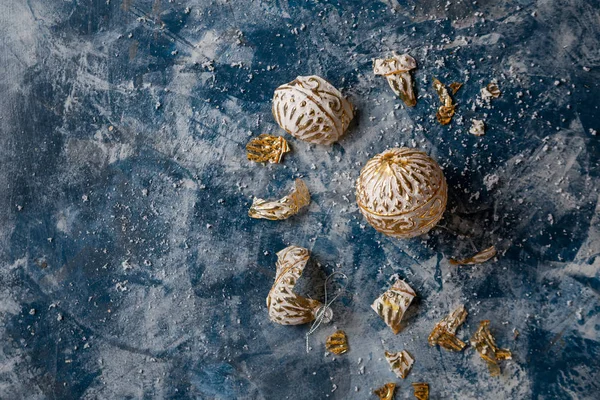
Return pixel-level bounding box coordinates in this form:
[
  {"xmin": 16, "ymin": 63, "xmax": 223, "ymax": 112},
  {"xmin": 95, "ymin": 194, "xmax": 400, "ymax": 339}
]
[
  {"xmin": 433, "ymin": 78, "xmax": 456, "ymax": 125},
  {"xmin": 412, "ymin": 383, "xmax": 429, "ymax": 400},
  {"xmin": 449, "ymin": 82, "xmax": 463, "ymax": 95},
  {"xmin": 384, "ymin": 350, "xmax": 414, "ymax": 379},
  {"xmin": 249, "ymin": 179, "xmax": 310, "ymax": 220},
  {"xmin": 486, "ymin": 83, "xmax": 501, "ymax": 98},
  {"xmin": 450, "ymin": 246, "xmax": 497, "ymax": 266},
  {"xmin": 326, "ymin": 330, "xmax": 349, "ymax": 354},
  {"xmin": 428, "ymin": 305, "xmax": 468, "ymax": 351},
  {"xmin": 246, "ymin": 134, "xmax": 290, "ymax": 164},
  {"xmin": 470, "ymin": 320, "xmax": 512, "ymax": 376},
  {"xmin": 374, "ymin": 383, "xmax": 396, "ymax": 400},
  {"xmin": 266, "ymin": 246, "xmax": 323, "ymax": 325},
  {"xmin": 469, "ymin": 119, "xmax": 485, "ymax": 136},
  {"xmin": 373, "ymin": 54, "xmax": 418, "ymax": 107},
  {"xmin": 371, "ymin": 279, "xmax": 416, "ymax": 334}
]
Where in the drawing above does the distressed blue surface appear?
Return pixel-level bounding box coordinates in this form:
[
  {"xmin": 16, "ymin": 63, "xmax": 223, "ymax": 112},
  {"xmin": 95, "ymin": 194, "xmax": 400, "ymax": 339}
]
[{"xmin": 0, "ymin": 0, "xmax": 599, "ymax": 399}]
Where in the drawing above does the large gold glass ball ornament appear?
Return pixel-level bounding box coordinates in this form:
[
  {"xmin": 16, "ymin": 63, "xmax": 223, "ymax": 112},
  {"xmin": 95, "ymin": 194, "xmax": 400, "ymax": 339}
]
[
  {"xmin": 272, "ymin": 75, "xmax": 354, "ymax": 145},
  {"xmin": 356, "ymin": 148, "xmax": 448, "ymax": 238}
]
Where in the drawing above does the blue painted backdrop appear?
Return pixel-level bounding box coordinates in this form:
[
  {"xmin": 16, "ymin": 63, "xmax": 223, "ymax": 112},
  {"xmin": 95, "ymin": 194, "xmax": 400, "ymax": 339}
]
[{"xmin": 0, "ymin": 0, "xmax": 599, "ymax": 399}]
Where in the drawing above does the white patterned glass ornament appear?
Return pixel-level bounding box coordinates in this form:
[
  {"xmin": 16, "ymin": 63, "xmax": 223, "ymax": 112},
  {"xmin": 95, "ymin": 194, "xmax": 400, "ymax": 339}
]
[
  {"xmin": 266, "ymin": 246, "xmax": 323, "ymax": 325},
  {"xmin": 356, "ymin": 148, "xmax": 447, "ymax": 238},
  {"xmin": 272, "ymin": 75, "xmax": 354, "ymax": 145}
]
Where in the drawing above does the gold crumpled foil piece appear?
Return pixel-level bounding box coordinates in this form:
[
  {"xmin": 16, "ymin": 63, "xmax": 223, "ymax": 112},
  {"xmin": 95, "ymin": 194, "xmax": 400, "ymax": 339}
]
[
  {"xmin": 326, "ymin": 330, "xmax": 349, "ymax": 354},
  {"xmin": 470, "ymin": 320, "xmax": 512, "ymax": 376},
  {"xmin": 371, "ymin": 279, "xmax": 416, "ymax": 334},
  {"xmin": 374, "ymin": 383, "xmax": 396, "ymax": 400},
  {"xmin": 449, "ymin": 82, "xmax": 463, "ymax": 95},
  {"xmin": 469, "ymin": 119, "xmax": 485, "ymax": 136},
  {"xmin": 249, "ymin": 179, "xmax": 310, "ymax": 220},
  {"xmin": 385, "ymin": 350, "xmax": 414, "ymax": 379},
  {"xmin": 450, "ymin": 246, "xmax": 497, "ymax": 266},
  {"xmin": 412, "ymin": 383, "xmax": 429, "ymax": 400},
  {"xmin": 428, "ymin": 305, "xmax": 468, "ymax": 351},
  {"xmin": 433, "ymin": 78, "xmax": 456, "ymax": 125},
  {"xmin": 246, "ymin": 134, "xmax": 290, "ymax": 163},
  {"xmin": 486, "ymin": 83, "xmax": 501, "ymax": 98},
  {"xmin": 373, "ymin": 54, "xmax": 418, "ymax": 107},
  {"xmin": 266, "ymin": 246, "xmax": 324, "ymax": 325}
]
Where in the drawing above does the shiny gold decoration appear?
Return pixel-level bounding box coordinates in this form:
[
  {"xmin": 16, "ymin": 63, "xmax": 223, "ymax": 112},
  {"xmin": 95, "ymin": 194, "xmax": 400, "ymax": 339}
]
[
  {"xmin": 450, "ymin": 246, "xmax": 497, "ymax": 266},
  {"xmin": 470, "ymin": 320, "xmax": 512, "ymax": 376},
  {"xmin": 428, "ymin": 305, "xmax": 468, "ymax": 351},
  {"xmin": 373, "ymin": 53, "xmax": 417, "ymax": 107},
  {"xmin": 412, "ymin": 383, "xmax": 429, "ymax": 400},
  {"xmin": 272, "ymin": 75, "xmax": 354, "ymax": 145},
  {"xmin": 371, "ymin": 279, "xmax": 416, "ymax": 334},
  {"xmin": 326, "ymin": 330, "xmax": 349, "ymax": 354},
  {"xmin": 356, "ymin": 148, "xmax": 448, "ymax": 238},
  {"xmin": 449, "ymin": 82, "xmax": 463, "ymax": 95},
  {"xmin": 469, "ymin": 119, "xmax": 485, "ymax": 136},
  {"xmin": 385, "ymin": 350, "xmax": 414, "ymax": 379},
  {"xmin": 249, "ymin": 179, "xmax": 310, "ymax": 220},
  {"xmin": 266, "ymin": 246, "xmax": 323, "ymax": 325},
  {"xmin": 246, "ymin": 134, "xmax": 290, "ymax": 163},
  {"xmin": 486, "ymin": 83, "xmax": 501, "ymax": 98},
  {"xmin": 374, "ymin": 383, "xmax": 396, "ymax": 400},
  {"xmin": 433, "ymin": 78, "xmax": 456, "ymax": 125}
]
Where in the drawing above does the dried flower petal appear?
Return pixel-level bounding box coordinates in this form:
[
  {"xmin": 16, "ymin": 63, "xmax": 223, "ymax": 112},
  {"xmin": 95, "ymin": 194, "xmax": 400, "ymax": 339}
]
[
  {"xmin": 470, "ymin": 320, "xmax": 512, "ymax": 376},
  {"xmin": 469, "ymin": 119, "xmax": 485, "ymax": 136},
  {"xmin": 249, "ymin": 179, "xmax": 310, "ymax": 220},
  {"xmin": 371, "ymin": 279, "xmax": 416, "ymax": 334},
  {"xmin": 373, "ymin": 54, "xmax": 418, "ymax": 107},
  {"xmin": 384, "ymin": 350, "xmax": 414, "ymax": 379},
  {"xmin": 246, "ymin": 134, "xmax": 290, "ymax": 163},
  {"xmin": 326, "ymin": 330, "xmax": 349, "ymax": 354},
  {"xmin": 266, "ymin": 246, "xmax": 324, "ymax": 325},
  {"xmin": 433, "ymin": 78, "xmax": 456, "ymax": 125},
  {"xmin": 374, "ymin": 383, "xmax": 396, "ymax": 400},
  {"xmin": 450, "ymin": 246, "xmax": 497, "ymax": 265},
  {"xmin": 449, "ymin": 82, "xmax": 463, "ymax": 95},
  {"xmin": 428, "ymin": 305, "xmax": 468, "ymax": 351},
  {"xmin": 412, "ymin": 383, "xmax": 429, "ymax": 400}
]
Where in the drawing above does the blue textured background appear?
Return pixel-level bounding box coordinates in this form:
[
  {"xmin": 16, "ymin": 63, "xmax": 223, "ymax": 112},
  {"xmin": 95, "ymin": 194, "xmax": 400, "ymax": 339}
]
[{"xmin": 0, "ymin": 0, "xmax": 599, "ymax": 399}]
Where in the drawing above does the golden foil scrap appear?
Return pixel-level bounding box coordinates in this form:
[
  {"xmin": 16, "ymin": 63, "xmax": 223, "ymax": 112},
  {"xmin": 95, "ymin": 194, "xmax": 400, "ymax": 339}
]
[
  {"xmin": 450, "ymin": 246, "xmax": 497, "ymax": 266},
  {"xmin": 326, "ymin": 330, "xmax": 349, "ymax": 354},
  {"xmin": 374, "ymin": 383, "xmax": 396, "ymax": 400},
  {"xmin": 428, "ymin": 304, "xmax": 468, "ymax": 352},
  {"xmin": 469, "ymin": 119, "xmax": 485, "ymax": 136},
  {"xmin": 449, "ymin": 82, "xmax": 463, "ymax": 95},
  {"xmin": 371, "ymin": 279, "xmax": 416, "ymax": 334},
  {"xmin": 433, "ymin": 78, "xmax": 456, "ymax": 125},
  {"xmin": 481, "ymin": 82, "xmax": 502, "ymax": 99},
  {"xmin": 248, "ymin": 179, "xmax": 310, "ymax": 220},
  {"xmin": 412, "ymin": 383, "xmax": 429, "ymax": 400},
  {"xmin": 272, "ymin": 75, "xmax": 354, "ymax": 145},
  {"xmin": 373, "ymin": 53, "xmax": 417, "ymax": 107},
  {"xmin": 355, "ymin": 148, "xmax": 448, "ymax": 239},
  {"xmin": 246, "ymin": 134, "xmax": 290, "ymax": 163},
  {"xmin": 385, "ymin": 350, "xmax": 414, "ymax": 379},
  {"xmin": 470, "ymin": 320, "xmax": 512, "ymax": 376},
  {"xmin": 266, "ymin": 246, "xmax": 324, "ymax": 325}
]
